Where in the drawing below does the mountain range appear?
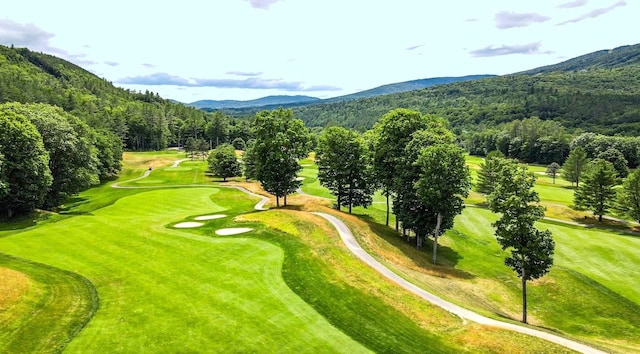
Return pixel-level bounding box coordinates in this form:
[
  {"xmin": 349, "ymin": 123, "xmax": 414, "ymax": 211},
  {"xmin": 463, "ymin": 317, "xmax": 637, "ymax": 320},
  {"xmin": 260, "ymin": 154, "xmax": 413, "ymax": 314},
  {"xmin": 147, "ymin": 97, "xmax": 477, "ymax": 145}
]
[{"xmin": 189, "ymin": 75, "xmax": 495, "ymax": 110}]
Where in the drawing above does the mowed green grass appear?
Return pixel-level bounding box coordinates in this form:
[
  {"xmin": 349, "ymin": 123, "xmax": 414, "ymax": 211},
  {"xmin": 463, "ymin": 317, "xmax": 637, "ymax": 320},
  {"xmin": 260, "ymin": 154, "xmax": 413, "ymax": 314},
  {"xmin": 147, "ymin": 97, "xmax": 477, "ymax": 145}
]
[
  {"xmin": 299, "ymin": 154, "xmax": 640, "ymax": 352},
  {"xmin": 0, "ymin": 187, "xmax": 369, "ymax": 353}
]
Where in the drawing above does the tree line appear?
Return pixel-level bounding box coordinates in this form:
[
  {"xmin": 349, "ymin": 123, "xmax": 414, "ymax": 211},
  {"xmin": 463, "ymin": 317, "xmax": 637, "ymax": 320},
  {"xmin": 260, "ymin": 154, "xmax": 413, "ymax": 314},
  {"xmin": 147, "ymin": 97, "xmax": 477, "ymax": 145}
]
[
  {"xmin": 0, "ymin": 45, "xmax": 252, "ymax": 153},
  {"xmin": 0, "ymin": 102, "xmax": 121, "ymax": 218}
]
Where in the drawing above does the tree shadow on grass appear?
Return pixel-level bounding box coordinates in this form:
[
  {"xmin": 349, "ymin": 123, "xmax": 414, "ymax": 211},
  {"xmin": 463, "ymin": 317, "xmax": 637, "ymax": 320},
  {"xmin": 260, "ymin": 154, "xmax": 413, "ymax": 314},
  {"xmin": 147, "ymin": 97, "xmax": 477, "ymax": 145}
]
[
  {"xmin": 355, "ymin": 214, "xmax": 475, "ymax": 280},
  {"xmin": 57, "ymin": 197, "xmax": 93, "ymax": 216}
]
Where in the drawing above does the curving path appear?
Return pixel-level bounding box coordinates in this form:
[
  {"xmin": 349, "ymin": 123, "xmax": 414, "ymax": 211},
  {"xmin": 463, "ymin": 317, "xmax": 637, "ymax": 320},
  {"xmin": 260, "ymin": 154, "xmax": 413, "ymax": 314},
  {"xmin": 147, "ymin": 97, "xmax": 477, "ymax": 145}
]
[
  {"xmin": 312, "ymin": 212, "xmax": 606, "ymax": 354},
  {"xmin": 109, "ymin": 157, "xmax": 604, "ymax": 352}
]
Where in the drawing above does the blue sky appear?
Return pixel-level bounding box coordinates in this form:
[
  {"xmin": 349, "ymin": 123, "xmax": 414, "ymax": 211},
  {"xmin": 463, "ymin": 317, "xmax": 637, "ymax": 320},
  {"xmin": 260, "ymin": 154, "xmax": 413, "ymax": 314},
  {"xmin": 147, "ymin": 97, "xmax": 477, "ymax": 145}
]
[{"xmin": 1, "ymin": 0, "xmax": 638, "ymax": 102}]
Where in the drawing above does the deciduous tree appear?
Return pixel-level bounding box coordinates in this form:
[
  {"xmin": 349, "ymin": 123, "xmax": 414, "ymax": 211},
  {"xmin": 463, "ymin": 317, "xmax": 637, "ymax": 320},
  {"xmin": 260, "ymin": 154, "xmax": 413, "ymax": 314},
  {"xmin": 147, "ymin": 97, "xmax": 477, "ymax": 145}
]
[
  {"xmin": 316, "ymin": 126, "xmax": 374, "ymax": 213},
  {"xmin": 488, "ymin": 160, "xmax": 554, "ymax": 324},
  {"xmin": 7, "ymin": 103, "xmax": 100, "ymax": 208},
  {"xmin": 415, "ymin": 143, "xmax": 471, "ymax": 263},
  {"xmin": 545, "ymin": 162, "xmax": 561, "ymax": 184},
  {"xmin": 207, "ymin": 143, "xmax": 241, "ymax": 182},
  {"xmin": 0, "ymin": 109, "xmax": 52, "ymax": 218},
  {"xmin": 250, "ymin": 108, "xmax": 310, "ymax": 207},
  {"xmin": 371, "ymin": 109, "xmax": 432, "ymax": 227}
]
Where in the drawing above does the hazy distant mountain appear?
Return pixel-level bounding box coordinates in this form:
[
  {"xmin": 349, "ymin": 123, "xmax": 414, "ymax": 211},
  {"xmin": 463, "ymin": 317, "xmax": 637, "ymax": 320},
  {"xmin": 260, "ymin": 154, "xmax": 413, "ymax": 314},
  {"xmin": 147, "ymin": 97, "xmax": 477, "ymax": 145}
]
[
  {"xmin": 189, "ymin": 95, "xmax": 320, "ymax": 109},
  {"xmin": 193, "ymin": 75, "xmax": 496, "ymax": 112},
  {"xmin": 518, "ymin": 43, "xmax": 640, "ymax": 75},
  {"xmin": 322, "ymin": 75, "xmax": 496, "ymax": 103}
]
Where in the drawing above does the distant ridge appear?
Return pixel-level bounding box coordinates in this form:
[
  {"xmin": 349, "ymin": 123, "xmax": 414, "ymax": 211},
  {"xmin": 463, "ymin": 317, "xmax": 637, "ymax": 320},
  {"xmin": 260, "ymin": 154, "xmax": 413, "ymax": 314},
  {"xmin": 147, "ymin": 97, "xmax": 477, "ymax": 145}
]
[
  {"xmin": 518, "ymin": 43, "xmax": 640, "ymax": 75},
  {"xmin": 192, "ymin": 75, "xmax": 496, "ymax": 111},
  {"xmin": 189, "ymin": 95, "xmax": 320, "ymax": 110},
  {"xmin": 322, "ymin": 75, "xmax": 496, "ymax": 103}
]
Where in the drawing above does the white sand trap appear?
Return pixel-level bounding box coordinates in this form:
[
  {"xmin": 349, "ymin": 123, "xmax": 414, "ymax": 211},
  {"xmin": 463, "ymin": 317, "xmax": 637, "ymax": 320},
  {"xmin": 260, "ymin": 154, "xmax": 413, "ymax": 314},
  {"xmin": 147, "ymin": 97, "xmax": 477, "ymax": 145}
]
[
  {"xmin": 215, "ymin": 228, "xmax": 253, "ymax": 236},
  {"xmin": 174, "ymin": 222, "xmax": 204, "ymax": 228},
  {"xmin": 194, "ymin": 214, "xmax": 226, "ymax": 221}
]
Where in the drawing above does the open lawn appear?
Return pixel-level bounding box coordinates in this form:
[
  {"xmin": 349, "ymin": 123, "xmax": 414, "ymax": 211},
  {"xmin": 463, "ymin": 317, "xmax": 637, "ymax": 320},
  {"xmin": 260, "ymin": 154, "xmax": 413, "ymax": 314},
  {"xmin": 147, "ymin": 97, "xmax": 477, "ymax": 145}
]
[{"xmin": 0, "ymin": 152, "xmax": 575, "ymax": 353}]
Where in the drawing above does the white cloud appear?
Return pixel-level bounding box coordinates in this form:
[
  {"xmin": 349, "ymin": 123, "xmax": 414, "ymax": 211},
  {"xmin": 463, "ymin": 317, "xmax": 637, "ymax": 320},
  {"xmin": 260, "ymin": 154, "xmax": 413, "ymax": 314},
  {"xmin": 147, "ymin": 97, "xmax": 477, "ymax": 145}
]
[
  {"xmin": 470, "ymin": 42, "xmax": 554, "ymax": 57},
  {"xmin": 495, "ymin": 11, "xmax": 551, "ymax": 29}
]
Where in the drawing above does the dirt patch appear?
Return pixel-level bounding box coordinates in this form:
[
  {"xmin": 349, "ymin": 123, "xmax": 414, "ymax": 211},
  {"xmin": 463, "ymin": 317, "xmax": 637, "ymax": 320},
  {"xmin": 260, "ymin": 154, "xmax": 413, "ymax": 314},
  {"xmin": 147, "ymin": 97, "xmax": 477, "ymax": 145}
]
[
  {"xmin": 215, "ymin": 228, "xmax": 253, "ymax": 235},
  {"xmin": 0, "ymin": 267, "xmax": 31, "ymax": 309},
  {"xmin": 174, "ymin": 222, "xmax": 204, "ymax": 228},
  {"xmin": 194, "ymin": 214, "xmax": 226, "ymax": 221}
]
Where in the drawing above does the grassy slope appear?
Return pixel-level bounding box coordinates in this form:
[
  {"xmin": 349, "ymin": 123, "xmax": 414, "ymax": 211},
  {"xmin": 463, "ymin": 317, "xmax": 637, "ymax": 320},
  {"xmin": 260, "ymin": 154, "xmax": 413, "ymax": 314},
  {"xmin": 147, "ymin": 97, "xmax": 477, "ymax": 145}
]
[
  {"xmin": 0, "ymin": 152, "xmax": 575, "ymax": 353},
  {"xmin": 0, "ymin": 255, "xmax": 97, "ymax": 353},
  {"xmin": 301, "ymin": 154, "xmax": 640, "ymax": 353},
  {"xmin": 0, "ymin": 187, "xmax": 368, "ymax": 353}
]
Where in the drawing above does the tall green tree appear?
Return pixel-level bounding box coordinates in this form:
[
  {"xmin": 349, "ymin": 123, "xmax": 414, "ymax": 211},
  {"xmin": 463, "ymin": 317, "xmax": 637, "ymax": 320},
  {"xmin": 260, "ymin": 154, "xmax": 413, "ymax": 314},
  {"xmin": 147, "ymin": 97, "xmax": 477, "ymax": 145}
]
[
  {"xmin": 488, "ymin": 160, "xmax": 555, "ymax": 324},
  {"xmin": 5, "ymin": 103, "xmax": 100, "ymax": 208},
  {"xmin": 250, "ymin": 108, "xmax": 310, "ymax": 207},
  {"xmin": 475, "ymin": 150, "xmax": 506, "ymax": 194},
  {"xmin": 616, "ymin": 168, "xmax": 640, "ymax": 223},
  {"xmin": 207, "ymin": 143, "xmax": 241, "ymax": 182},
  {"xmin": 94, "ymin": 129, "xmax": 123, "ymax": 181},
  {"xmin": 316, "ymin": 126, "xmax": 374, "ymax": 213},
  {"xmin": 0, "ymin": 109, "xmax": 52, "ymax": 218},
  {"xmin": 371, "ymin": 108, "xmax": 432, "ymax": 228},
  {"xmin": 242, "ymin": 140, "xmax": 258, "ymax": 181},
  {"xmin": 415, "ymin": 143, "xmax": 471, "ymax": 263},
  {"xmin": 574, "ymin": 159, "xmax": 618, "ymax": 222},
  {"xmin": 562, "ymin": 147, "xmax": 588, "ymax": 187},
  {"xmin": 597, "ymin": 148, "xmax": 628, "ymax": 179},
  {"xmin": 394, "ymin": 124, "xmax": 455, "ymax": 248},
  {"xmin": 205, "ymin": 111, "xmax": 230, "ymax": 148},
  {"xmin": 545, "ymin": 162, "xmax": 561, "ymax": 184}
]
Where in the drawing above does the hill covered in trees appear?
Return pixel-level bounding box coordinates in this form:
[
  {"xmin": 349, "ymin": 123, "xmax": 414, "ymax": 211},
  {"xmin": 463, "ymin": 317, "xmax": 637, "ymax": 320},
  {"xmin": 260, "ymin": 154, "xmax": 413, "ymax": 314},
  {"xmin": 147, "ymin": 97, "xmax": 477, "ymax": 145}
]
[
  {"xmin": 0, "ymin": 44, "xmax": 224, "ymax": 151},
  {"xmin": 290, "ymin": 44, "xmax": 640, "ymax": 134}
]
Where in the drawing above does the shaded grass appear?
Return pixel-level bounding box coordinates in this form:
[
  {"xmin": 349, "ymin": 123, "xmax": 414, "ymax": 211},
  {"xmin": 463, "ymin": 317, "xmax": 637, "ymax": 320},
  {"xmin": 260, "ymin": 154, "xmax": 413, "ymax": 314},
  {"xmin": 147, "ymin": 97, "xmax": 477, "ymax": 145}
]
[{"xmin": 0, "ymin": 254, "xmax": 98, "ymax": 354}]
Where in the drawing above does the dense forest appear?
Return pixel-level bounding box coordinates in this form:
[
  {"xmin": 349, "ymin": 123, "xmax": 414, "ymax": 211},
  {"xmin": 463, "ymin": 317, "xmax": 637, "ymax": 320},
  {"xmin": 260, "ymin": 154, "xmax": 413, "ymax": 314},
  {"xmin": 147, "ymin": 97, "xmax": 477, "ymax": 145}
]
[
  {"xmin": 0, "ymin": 45, "xmax": 250, "ymax": 152},
  {"xmin": 289, "ymin": 44, "xmax": 640, "ymax": 134},
  {"xmin": 3, "ymin": 42, "xmax": 640, "ymax": 216}
]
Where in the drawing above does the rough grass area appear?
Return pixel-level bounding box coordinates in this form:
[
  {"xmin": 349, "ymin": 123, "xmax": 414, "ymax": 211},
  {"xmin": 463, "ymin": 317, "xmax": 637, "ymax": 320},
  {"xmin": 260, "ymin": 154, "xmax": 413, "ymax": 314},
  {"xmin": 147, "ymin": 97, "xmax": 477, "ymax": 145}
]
[
  {"xmin": 237, "ymin": 208, "xmax": 571, "ymax": 353},
  {"xmin": 0, "ymin": 255, "xmax": 98, "ymax": 354},
  {"xmin": 299, "ymin": 154, "xmax": 640, "ymax": 353}
]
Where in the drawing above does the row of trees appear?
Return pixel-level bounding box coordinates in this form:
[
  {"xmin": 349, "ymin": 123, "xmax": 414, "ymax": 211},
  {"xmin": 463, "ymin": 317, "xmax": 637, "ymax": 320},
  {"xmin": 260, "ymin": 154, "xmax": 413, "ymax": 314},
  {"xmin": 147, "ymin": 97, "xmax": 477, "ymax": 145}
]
[
  {"xmin": 204, "ymin": 107, "xmax": 554, "ymax": 323},
  {"xmin": 0, "ymin": 102, "xmax": 121, "ymax": 218},
  {"xmin": 560, "ymin": 147, "xmax": 640, "ymax": 223}
]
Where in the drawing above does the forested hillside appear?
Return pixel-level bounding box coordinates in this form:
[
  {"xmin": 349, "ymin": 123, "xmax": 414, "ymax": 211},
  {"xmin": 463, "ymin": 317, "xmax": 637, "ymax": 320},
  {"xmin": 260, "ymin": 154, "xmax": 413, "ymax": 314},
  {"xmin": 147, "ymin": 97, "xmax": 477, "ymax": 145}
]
[
  {"xmin": 292, "ymin": 44, "xmax": 640, "ymax": 134},
  {"xmin": 0, "ymin": 45, "xmax": 242, "ymax": 151},
  {"xmin": 0, "ymin": 45, "xmax": 249, "ymax": 217}
]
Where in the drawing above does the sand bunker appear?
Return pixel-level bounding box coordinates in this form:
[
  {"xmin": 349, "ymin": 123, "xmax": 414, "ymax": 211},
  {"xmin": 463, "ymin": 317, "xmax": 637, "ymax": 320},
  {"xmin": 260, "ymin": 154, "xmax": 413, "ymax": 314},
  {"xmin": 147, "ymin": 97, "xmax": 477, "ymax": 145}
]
[
  {"xmin": 215, "ymin": 228, "xmax": 253, "ymax": 236},
  {"xmin": 174, "ymin": 222, "xmax": 204, "ymax": 228},
  {"xmin": 194, "ymin": 214, "xmax": 226, "ymax": 221}
]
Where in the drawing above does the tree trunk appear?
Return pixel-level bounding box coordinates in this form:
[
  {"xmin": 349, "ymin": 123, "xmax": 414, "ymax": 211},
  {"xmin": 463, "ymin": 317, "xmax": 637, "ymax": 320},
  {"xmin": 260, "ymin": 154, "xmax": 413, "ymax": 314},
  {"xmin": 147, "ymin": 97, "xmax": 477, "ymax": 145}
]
[
  {"xmin": 284, "ymin": 194, "xmax": 287, "ymax": 206},
  {"xmin": 276, "ymin": 196, "xmax": 280, "ymax": 207},
  {"xmin": 385, "ymin": 193, "xmax": 390, "ymax": 226},
  {"xmin": 598, "ymin": 213, "xmax": 603, "ymax": 222},
  {"xmin": 395, "ymin": 217, "xmax": 399, "ymax": 232},
  {"xmin": 432, "ymin": 212, "xmax": 442, "ymax": 264},
  {"xmin": 522, "ymin": 265, "xmax": 527, "ymax": 323}
]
